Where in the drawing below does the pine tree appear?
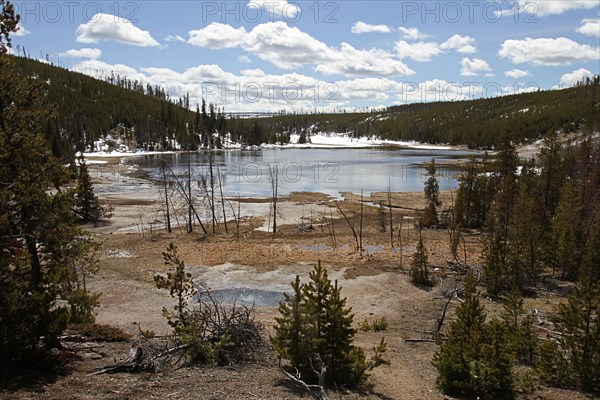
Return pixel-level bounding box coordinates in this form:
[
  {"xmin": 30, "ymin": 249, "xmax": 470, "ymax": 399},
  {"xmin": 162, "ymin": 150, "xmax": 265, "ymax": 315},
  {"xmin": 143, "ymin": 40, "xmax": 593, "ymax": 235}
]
[
  {"xmin": 506, "ymin": 179, "xmax": 545, "ymax": 290},
  {"xmin": 551, "ymin": 277, "xmax": 600, "ymax": 392},
  {"xmin": 0, "ymin": 1, "xmax": 18, "ymax": 54},
  {"xmin": 420, "ymin": 158, "xmax": 440, "ymax": 228},
  {"xmin": 1, "ymin": 16, "xmax": 99, "ymax": 367},
  {"xmin": 74, "ymin": 155, "xmax": 111, "ymax": 223},
  {"xmin": 272, "ymin": 275, "xmax": 308, "ymax": 370},
  {"xmin": 550, "ymin": 182, "xmax": 583, "ymax": 279},
  {"xmin": 434, "ymin": 273, "xmax": 513, "ymax": 397},
  {"xmin": 500, "ymin": 289, "xmax": 538, "ymax": 364},
  {"xmin": 154, "ymin": 243, "xmax": 195, "ymax": 329},
  {"xmin": 482, "ymin": 170, "xmax": 519, "ymax": 296},
  {"xmin": 410, "ymin": 230, "xmax": 435, "ymax": 286},
  {"xmin": 323, "ymin": 280, "xmax": 356, "ymax": 384},
  {"xmin": 472, "ymin": 319, "xmax": 513, "ymax": 395},
  {"xmin": 537, "ymin": 131, "xmax": 564, "ymax": 216},
  {"xmin": 304, "ymin": 261, "xmax": 332, "ymax": 357},
  {"xmin": 272, "ymin": 263, "xmax": 386, "ymax": 388}
]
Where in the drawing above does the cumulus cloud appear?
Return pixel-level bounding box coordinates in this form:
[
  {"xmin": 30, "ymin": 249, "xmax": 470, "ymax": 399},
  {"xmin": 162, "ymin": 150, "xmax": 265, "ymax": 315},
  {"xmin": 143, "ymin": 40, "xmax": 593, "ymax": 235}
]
[
  {"xmin": 76, "ymin": 13, "xmax": 160, "ymax": 47},
  {"xmin": 460, "ymin": 57, "xmax": 492, "ymax": 76},
  {"xmin": 521, "ymin": 0, "xmax": 598, "ymax": 16},
  {"xmin": 62, "ymin": 48, "xmax": 102, "ymax": 59},
  {"xmin": 441, "ymin": 34, "xmax": 477, "ymax": 54},
  {"xmin": 71, "ymin": 58, "xmax": 415, "ymax": 112},
  {"xmin": 393, "ymin": 34, "xmax": 476, "ymax": 62},
  {"xmin": 398, "ymin": 27, "xmax": 429, "ymax": 40},
  {"xmin": 188, "ymin": 22, "xmax": 413, "ymax": 77},
  {"xmin": 242, "ymin": 22, "xmax": 332, "ymax": 69},
  {"xmin": 398, "ymin": 79, "xmax": 485, "ymax": 103},
  {"xmin": 72, "ymin": 59, "xmax": 148, "ymax": 83},
  {"xmin": 317, "ymin": 43, "xmax": 414, "ymax": 77},
  {"xmin": 395, "ymin": 40, "xmax": 442, "ymax": 62},
  {"xmin": 240, "ymin": 68, "xmax": 266, "ymax": 77},
  {"xmin": 188, "ymin": 23, "xmax": 247, "ymax": 49},
  {"xmin": 247, "ymin": 0, "xmax": 300, "ymax": 18},
  {"xmin": 504, "ymin": 69, "xmax": 530, "ymax": 79},
  {"xmin": 498, "ymin": 37, "xmax": 600, "ymax": 66},
  {"xmin": 239, "ymin": 55, "xmax": 252, "ymax": 63},
  {"xmin": 13, "ymin": 24, "xmax": 30, "ymax": 37},
  {"xmin": 351, "ymin": 21, "xmax": 392, "ymax": 34},
  {"xmin": 560, "ymin": 68, "xmax": 594, "ymax": 87},
  {"xmin": 577, "ymin": 18, "xmax": 600, "ymax": 38}
]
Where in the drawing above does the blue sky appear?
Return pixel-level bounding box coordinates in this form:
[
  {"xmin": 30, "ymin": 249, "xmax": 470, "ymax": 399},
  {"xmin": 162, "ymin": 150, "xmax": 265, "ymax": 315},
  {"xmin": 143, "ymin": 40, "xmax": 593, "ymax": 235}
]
[{"xmin": 10, "ymin": 0, "xmax": 600, "ymax": 112}]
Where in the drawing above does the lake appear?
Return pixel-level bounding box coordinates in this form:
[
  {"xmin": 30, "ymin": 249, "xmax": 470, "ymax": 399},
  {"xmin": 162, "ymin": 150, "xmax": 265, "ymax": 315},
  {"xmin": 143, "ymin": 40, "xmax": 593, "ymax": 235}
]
[{"xmin": 126, "ymin": 147, "xmax": 479, "ymax": 198}]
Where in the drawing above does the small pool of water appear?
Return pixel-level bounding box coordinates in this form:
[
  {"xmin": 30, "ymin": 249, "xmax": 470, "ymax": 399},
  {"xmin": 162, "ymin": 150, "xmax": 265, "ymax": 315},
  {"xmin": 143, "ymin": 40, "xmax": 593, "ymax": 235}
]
[
  {"xmin": 364, "ymin": 245, "xmax": 382, "ymax": 254},
  {"xmin": 196, "ymin": 288, "xmax": 284, "ymax": 307}
]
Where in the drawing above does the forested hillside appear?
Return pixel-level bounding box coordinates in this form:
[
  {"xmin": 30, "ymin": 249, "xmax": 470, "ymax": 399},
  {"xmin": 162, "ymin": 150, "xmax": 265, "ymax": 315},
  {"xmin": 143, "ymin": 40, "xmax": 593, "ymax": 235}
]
[
  {"xmin": 259, "ymin": 79, "xmax": 600, "ymax": 148},
  {"xmin": 10, "ymin": 55, "xmax": 600, "ymax": 158},
  {"xmin": 8, "ymin": 56, "xmax": 232, "ymax": 158}
]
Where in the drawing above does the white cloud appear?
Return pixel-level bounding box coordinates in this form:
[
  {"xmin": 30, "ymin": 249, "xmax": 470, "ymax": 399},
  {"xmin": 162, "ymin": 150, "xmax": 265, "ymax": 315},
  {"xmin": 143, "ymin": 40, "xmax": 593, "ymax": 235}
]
[
  {"xmin": 460, "ymin": 57, "xmax": 492, "ymax": 76},
  {"xmin": 240, "ymin": 68, "xmax": 266, "ymax": 77},
  {"xmin": 395, "ymin": 40, "xmax": 442, "ymax": 62},
  {"xmin": 62, "ymin": 48, "xmax": 102, "ymax": 59},
  {"xmin": 242, "ymin": 21, "xmax": 333, "ymax": 69},
  {"xmin": 247, "ymin": 0, "xmax": 300, "ymax": 18},
  {"xmin": 504, "ymin": 69, "xmax": 530, "ymax": 79},
  {"xmin": 499, "ymin": 37, "xmax": 600, "ymax": 66},
  {"xmin": 560, "ymin": 68, "xmax": 594, "ymax": 87},
  {"xmin": 398, "ymin": 79, "xmax": 485, "ymax": 103},
  {"xmin": 189, "ymin": 21, "xmax": 414, "ymax": 77},
  {"xmin": 351, "ymin": 21, "xmax": 392, "ymax": 34},
  {"xmin": 398, "ymin": 27, "xmax": 429, "ymax": 40},
  {"xmin": 71, "ymin": 58, "xmax": 415, "ymax": 112},
  {"xmin": 441, "ymin": 34, "xmax": 477, "ymax": 54},
  {"xmin": 165, "ymin": 35, "xmax": 185, "ymax": 43},
  {"xmin": 76, "ymin": 13, "xmax": 160, "ymax": 47},
  {"xmin": 239, "ymin": 55, "xmax": 252, "ymax": 64},
  {"xmin": 317, "ymin": 43, "xmax": 414, "ymax": 77},
  {"xmin": 72, "ymin": 59, "xmax": 148, "ymax": 83},
  {"xmin": 13, "ymin": 24, "xmax": 30, "ymax": 37},
  {"xmin": 577, "ymin": 18, "xmax": 600, "ymax": 38},
  {"xmin": 188, "ymin": 23, "xmax": 247, "ymax": 49},
  {"xmin": 520, "ymin": 0, "xmax": 598, "ymax": 16}
]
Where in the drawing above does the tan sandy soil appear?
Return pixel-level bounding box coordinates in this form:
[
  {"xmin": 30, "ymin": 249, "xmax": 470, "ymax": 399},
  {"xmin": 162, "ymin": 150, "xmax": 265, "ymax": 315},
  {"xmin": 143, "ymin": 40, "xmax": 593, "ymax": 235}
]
[{"xmin": 4, "ymin": 157, "xmax": 590, "ymax": 400}]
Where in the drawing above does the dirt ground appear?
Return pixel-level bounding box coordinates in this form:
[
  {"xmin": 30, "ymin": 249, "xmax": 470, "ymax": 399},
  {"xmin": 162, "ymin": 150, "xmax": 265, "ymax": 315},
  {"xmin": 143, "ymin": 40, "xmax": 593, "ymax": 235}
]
[{"xmin": 3, "ymin": 159, "xmax": 592, "ymax": 400}]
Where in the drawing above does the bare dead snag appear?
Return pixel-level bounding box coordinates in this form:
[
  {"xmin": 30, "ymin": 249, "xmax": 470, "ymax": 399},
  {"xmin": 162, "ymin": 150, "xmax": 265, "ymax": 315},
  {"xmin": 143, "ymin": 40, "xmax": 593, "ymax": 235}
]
[
  {"xmin": 334, "ymin": 201, "xmax": 359, "ymax": 252},
  {"xmin": 91, "ymin": 344, "xmax": 143, "ymax": 375},
  {"xmin": 280, "ymin": 354, "xmax": 328, "ymax": 400}
]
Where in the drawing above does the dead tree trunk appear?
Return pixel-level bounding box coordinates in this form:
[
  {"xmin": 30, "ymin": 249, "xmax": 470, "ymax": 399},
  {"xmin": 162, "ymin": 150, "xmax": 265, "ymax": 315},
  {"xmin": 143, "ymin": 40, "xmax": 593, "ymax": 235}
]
[
  {"xmin": 334, "ymin": 201, "xmax": 359, "ymax": 252},
  {"xmin": 161, "ymin": 158, "xmax": 172, "ymax": 233},
  {"xmin": 398, "ymin": 216, "xmax": 404, "ymax": 269},
  {"xmin": 280, "ymin": 354, "xmax": 328, "ymax": 400},
  {"xmin": 208, "ymin": 149, "xmax": 217, "ymax": 233},
  {"xmin": 269, "ymin": 164, "xmax": 278, "ymax": 236},
  {"xmin": 359, "ymin": 190, "xmax": 364, "ymax": 254},
  {"xmin": 388, "ymin": 181, "xmax": 394, "ymax": 249},
  {"xmin": 166, "ymin": 165, "xmax": 207, "ymax": 235},
  {"xmin": 218, "ymin": 166, "xmax": 228, "ymax": 233},
  {"xmin": 187, "ymin": 148, "xmax": 193, "ymax": 233}
]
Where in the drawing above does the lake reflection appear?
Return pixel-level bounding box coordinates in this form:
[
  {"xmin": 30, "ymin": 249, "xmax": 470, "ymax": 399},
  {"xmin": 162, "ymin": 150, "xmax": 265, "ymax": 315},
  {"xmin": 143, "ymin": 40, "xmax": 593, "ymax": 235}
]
[{"xmin": 126, "ymin": 148, "xmax": 479, "ymax": 198}]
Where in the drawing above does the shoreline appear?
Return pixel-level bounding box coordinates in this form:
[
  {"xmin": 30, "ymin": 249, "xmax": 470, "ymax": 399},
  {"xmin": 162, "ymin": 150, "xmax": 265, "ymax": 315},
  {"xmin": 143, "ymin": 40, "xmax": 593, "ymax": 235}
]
[{"xmin": 83, "ymin": 134, "xmax": 472, "ymax": 160}]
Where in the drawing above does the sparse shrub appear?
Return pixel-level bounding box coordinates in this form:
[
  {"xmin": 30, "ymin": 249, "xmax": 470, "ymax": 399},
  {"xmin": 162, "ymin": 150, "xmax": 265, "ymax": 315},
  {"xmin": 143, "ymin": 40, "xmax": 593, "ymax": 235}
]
[
  {"xmin": 359, "ymin": 317, "xmax": 389, "ymax": 332},
  {"xmin": 155, "ymin": 243, "xmax": 264, "ymax": 366}
]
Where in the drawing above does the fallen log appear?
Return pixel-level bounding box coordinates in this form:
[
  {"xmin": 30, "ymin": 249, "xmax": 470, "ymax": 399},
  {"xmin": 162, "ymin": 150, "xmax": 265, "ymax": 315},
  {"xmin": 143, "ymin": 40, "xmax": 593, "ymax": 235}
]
[{"xmin": 91, "ymin": 345, "xmax": 143, "ymax": 375}]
